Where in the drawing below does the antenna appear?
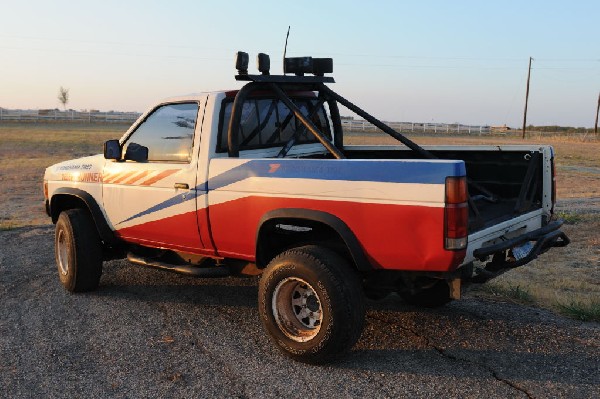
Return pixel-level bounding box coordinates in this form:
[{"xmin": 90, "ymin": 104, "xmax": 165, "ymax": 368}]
[{"xmin": 283, "ymin": 26, "xmax": 290, "ymax": 74}]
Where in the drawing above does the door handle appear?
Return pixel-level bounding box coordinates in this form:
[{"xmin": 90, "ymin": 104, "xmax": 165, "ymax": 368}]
[{"xmin": 174, "ymin": 183, "xmax": 189, "ymax": 189}]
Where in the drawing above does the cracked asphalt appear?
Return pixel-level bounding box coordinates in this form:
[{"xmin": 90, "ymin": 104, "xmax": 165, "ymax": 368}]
[{"xmin": 1, "ymin": 226, "xmax": 599, "ymax": 398}]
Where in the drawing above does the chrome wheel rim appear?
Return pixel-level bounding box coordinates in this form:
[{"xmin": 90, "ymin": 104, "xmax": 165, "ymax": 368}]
[
  {"xmin": 272, "ymin": 277, "xmax": 323, "ymax": 342},
  {"xmin": 57, "ymin": 229, "xmax": 69, "ymax": 276}
]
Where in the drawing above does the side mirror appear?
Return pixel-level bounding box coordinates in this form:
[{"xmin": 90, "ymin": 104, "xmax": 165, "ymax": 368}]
[
  {"xmin": 124, "ymin": 142, "xmax": 149, "ymax": 162},
  {"xmin": 104, "ymin": 139, "xmax": 121, "ymax": 160}
]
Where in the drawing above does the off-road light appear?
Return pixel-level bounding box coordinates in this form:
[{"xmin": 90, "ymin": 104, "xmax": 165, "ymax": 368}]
[
  {"xmin": 257, "ymin": 53, "xmax": 270, "ymax": 75},
  {"xmin": 312, "ymin": 58, "xmax": 333, "ymax": 76},
  {"xmin": 284, "ymin": 56, "xmax": 333, "ymax": 76},
  {"xmin": 235, "ymin": 51, "xmax": 249, "ymax": 75},
  {"xmin": 285, "ymin": 57, "xmax": 313, "ymax": 76}
]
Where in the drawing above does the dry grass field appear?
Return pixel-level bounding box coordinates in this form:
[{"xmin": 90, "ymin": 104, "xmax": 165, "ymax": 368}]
[
  {"xmin": 1, "ymin": 123, "xmax": 598, "ymax": 321},
  {"xmin": 0, "ymin": 124, "xmax": 123, "ymax": 228}
]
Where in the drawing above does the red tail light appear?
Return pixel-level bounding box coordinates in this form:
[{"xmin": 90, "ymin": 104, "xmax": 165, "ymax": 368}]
[{"xmin": 445, "ymin": 176, "xmax": 468, "ymax": 250}]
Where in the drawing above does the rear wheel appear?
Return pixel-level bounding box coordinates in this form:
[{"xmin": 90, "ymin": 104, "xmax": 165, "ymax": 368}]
[
  {"xmin": 258, "ymin": 245, "xmax": 365, "ymax": 364},
  {"xmin": 55, "ymin": 209, "xmax": 103, "ymax": 292}
]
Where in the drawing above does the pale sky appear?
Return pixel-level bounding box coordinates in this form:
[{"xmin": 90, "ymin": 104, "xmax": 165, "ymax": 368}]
[{"xmin": 0, "ymin": 0, "xmax": 598, "ymax": 127}]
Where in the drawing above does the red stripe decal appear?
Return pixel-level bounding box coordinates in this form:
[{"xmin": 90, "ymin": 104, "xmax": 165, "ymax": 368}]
[
  {"xmin": 111, "ymin": 171, "xmax": 137, "ymax": 184},
  {"xmin": 209, "ymin": 196, "xmax": 464, "ymax": 271},
  {"xmin": 123, "ymin": 170, "xmax": 151, "ymax": 185},
  {"xmin": 117, "ymin": 196, "xmax": 465, "ymax": 272},
  {"xmin": 116, "ymin": 211, "xmax": 205, "ymax": 253},
  {"xmin": 103, "ymin": 172, "xmax": 120, "ymax": 183},
  {"xmin": 139, "ymin": 169, "xmax": 179, "ymax": 186}
]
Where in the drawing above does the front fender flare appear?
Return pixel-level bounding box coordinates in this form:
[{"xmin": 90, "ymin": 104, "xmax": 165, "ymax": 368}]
[{"xmin": 50, "ymin": 187, "xmax": 118, "ymax": 246}]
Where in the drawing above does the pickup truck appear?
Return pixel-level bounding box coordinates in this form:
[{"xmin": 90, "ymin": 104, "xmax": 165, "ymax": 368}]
[{"xmin": 43, "ymin": 52, "xmax": 569, "ymax": 364}]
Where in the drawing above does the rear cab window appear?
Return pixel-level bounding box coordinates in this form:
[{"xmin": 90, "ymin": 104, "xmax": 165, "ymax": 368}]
[{"xmin": 217, "ymin": 93, "xmax": 331, "ymax": 153}]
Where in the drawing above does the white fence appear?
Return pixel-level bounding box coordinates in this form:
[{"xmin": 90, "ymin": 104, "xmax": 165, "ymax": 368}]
[
  {"xmin": 341, "ymin": 119, "xmax": 491, "ymax": 135},
  {"xmin": 0, "ymin": 108, "xmax": 493, "ymax": 134},
  {"xmin": 0, "ymin": 108, "xmax": 141, "ymax": 123}
]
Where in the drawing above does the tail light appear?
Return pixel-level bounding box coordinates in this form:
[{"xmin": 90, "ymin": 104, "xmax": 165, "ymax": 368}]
[
  {"xmin": 444, "ymin": 176, "xmax": 468, "ymax": 250},
  {"xmin": 43, "ymin": 181, "xmax": 49, "ymax": 200}
]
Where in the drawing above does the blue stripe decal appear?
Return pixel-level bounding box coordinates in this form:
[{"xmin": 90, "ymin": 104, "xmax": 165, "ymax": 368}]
[
  {"xmin": 208, "ymin": 159, "xmax": 465, "ymax": 190},
  {"xmin": 117, "ymin": 189, "xmax": 201, "ymax": 225},
  {"xmin": 118, "ymin": 159, "xmax": 465, "ymax": 225}
]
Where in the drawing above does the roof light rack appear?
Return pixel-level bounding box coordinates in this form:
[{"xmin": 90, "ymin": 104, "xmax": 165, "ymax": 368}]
[{"xmin": 234, "ymin": 51, "xmax": 335, "ymax": 83}]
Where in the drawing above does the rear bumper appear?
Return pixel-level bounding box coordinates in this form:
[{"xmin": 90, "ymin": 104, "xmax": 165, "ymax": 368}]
[{"xmin": 470, "ymin": 219, "xmax": 569, "ymax": 282}]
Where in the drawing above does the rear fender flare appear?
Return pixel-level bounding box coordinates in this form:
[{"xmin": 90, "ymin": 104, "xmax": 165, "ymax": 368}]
[{"xmin": 257, "ymin": 208, "xmax": 372, "ymax": 271}]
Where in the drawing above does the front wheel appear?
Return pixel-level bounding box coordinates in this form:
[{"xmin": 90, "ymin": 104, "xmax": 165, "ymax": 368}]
[
  {"xmin": 258, "ymin": 245, "xmax": 365, "ymax": 364},
  {"xmin": 55, "ymin": 209, "xmax": 103, "ymax": 292}
]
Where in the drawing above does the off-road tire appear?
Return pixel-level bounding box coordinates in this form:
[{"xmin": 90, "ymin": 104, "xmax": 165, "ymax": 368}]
[
  {"xmin": 55, "ymin": 209, "xmax": 103, "ymax": 292},
  {"xmin": 258, "ymin": 245, "xmax": 365, "ymax": 364},
  {"xmin": 399, "ymin": 279, "xmax": 452, "ymax": 308}
]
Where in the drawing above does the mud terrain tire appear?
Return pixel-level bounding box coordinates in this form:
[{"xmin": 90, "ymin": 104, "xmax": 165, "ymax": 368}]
[
  {"xmin": 55, "ymin": 209, "xmax": 103, "ymax": 292},
  {"xmin": 259, "ymin": 245, "xmax": 365, "ymax": 364}
]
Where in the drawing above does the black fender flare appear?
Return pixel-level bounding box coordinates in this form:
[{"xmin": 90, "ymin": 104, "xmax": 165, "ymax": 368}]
[
  {"xmin": 50, "ymin": 188, "xmax": 118, "ymax": 246},
  {"xmin": 257, "ymin": 208, "xmax": 372, "ymax": 271}
]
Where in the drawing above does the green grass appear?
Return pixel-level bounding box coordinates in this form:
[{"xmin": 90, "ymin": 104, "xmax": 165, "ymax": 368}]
[
  {"xmin": 556, "ymin": 300, "xmax": 600, "ymax": 322},
  {"xmin": 554, "ymin": 211, "xmax": 584, "ymax": 224},
  {"xmin": 0, "ymin": 221, "xmax": 19, "ymax": 231},
  {"xmin": 479, "ymin": 283, "xmax": 534, "ymax": 304}
]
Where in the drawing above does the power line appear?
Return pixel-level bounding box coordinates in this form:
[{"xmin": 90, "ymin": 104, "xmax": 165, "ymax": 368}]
[{"xmin": 2, "ymin": 34, "xmax": 599, "ymax": 63}]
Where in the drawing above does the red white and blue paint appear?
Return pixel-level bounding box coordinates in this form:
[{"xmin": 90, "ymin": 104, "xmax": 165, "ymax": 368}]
[{"xmin": 101, "ymin": 158, "xmax": 467, "ymax": 272}]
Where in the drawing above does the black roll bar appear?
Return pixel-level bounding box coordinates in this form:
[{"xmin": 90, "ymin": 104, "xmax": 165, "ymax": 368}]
[
  {"xmin": 227, "ymin": 81, "xmax": 262, "ymax": 158},
  {"xmin": 268, "ymin": 83, "xmax": 345, "ymax": 159},
  {"xmin": 317, "ymin": 84, "xmax": 435, "ymax": 160}
]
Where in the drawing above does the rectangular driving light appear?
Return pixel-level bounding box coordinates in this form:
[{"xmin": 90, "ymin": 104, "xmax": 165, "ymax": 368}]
[
  {"xmin": 235, "ymin": 51, "xmax": 249, "ymax": 75},
  {"xmin": 284, "ymin": 57, "xmax": 313, "ymax": 76},
  {"xmin": 312, "ymin": 58, "xmax": 333, "ymax": 76},
  {"xmin": 257, "ymin": 53, "xmax": 270, "ymax": 75}
]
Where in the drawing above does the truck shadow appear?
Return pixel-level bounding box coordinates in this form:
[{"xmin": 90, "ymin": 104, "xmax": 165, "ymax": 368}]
[{"xmin": 94, "ymin": 259, "xmax": 259, "ymax": 307}]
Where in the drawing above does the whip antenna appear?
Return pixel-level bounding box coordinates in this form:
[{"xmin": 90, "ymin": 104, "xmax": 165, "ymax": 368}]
[{"xmin": 283, "ymin": 26, "xmax": 290, "ymax": 74}]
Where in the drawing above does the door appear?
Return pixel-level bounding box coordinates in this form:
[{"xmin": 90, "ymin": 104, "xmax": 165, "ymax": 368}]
[{"xmin": 102, "ymin": 101, "xmax": 207, "ymax": 253}]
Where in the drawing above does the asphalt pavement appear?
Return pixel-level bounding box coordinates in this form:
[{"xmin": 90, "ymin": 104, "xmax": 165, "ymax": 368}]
[{"xmin": 1, "ymin": 226, "xmax": 598, "ymax": 398}]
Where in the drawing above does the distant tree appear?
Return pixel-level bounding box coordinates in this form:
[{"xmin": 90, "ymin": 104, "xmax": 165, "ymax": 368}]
[{"xmin": 58, "ymin": 86, "xmax": 69, "ymax": 110}]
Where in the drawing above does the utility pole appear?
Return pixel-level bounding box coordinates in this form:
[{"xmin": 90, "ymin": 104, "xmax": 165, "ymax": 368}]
[
  {"xmin": 595, "ymin": 91, "xmax": 599, "ymax": 136},
  {"xmin": 522, "ymin": 57, "xmax": 533, "ymax": 139}
]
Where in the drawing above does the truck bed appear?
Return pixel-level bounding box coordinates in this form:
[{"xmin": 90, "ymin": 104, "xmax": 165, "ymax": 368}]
[{"xmin": 343, "ymin": 144, "xmax": 549, "ymax": 234}]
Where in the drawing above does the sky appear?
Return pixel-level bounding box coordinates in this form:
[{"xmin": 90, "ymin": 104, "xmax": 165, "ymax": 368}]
[{"xmin": 0, "ymin": 0, "xmax": 598, "ymax": 127}]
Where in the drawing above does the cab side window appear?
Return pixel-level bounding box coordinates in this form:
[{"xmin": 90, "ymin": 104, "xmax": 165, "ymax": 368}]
[{"xmin": 124, "ymin": 103, "xmax": 199, "ymax": 163}]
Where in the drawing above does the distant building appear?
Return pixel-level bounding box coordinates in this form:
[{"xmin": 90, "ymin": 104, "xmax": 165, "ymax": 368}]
[{"xmin": 491, "ymin": 124, "xmax": 511, "ymax": 133}]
